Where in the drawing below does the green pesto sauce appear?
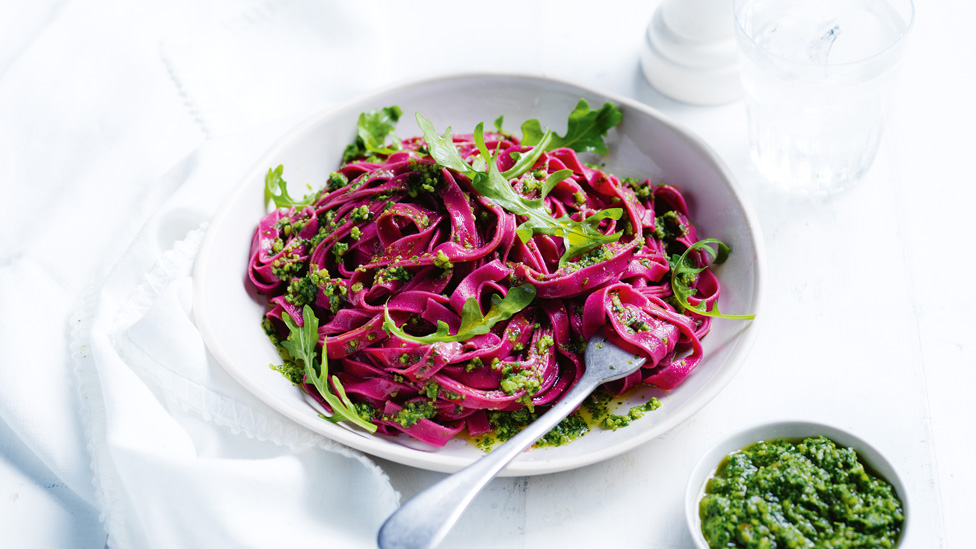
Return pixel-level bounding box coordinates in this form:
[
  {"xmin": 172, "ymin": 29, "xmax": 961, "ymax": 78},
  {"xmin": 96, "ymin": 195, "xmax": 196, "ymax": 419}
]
[
  {"xmin": 405, "ymin": 161, "xmax": 444, "ymax": 197},
  {"xmin": 700, "ymin": 436, "xmax": 904, "ymax": 549},
  {"xmin": 474, "ymin": 408, "xmax": 590, "ymax": 451},
  {"xmin": 387, "ymin": 401, "xmax": 436, "ymax": 428},
  {"xmin": 472, "ymin": 388, "xmax": 662, "ymax": 452},
  {"xmin": 264, "ymin": 317, "xmax": 304, "ymax": 384},
  {"xmin": 584, "ymin": 390, "xmax": 661, "ymax": 430}
]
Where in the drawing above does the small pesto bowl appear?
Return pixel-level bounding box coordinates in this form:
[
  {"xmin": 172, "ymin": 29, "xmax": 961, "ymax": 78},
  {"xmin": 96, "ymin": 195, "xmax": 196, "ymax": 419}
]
[{"xmin": 684, "ymin": 421, "xmax": 910, "ymax": 548}]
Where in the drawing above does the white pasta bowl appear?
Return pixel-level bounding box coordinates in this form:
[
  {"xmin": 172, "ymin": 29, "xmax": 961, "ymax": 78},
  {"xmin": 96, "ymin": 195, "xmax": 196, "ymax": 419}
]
[
  {"xmin": 685, "ymin": 421, "xmax": 911, "ymax": 548},
  {"xmin": 193, "ymin": 72, "xmax": 765, "ymax": 475}
]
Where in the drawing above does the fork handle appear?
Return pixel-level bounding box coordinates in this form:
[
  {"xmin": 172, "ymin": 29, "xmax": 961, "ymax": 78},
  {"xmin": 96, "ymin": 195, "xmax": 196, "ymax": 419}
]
[
  {"xmin": 376, "ymin": 373, "xmax": 601, "ymax": 549},
  {"xmin": 376, "ymin": 334, "xmax": 645, "ymax": 549}
]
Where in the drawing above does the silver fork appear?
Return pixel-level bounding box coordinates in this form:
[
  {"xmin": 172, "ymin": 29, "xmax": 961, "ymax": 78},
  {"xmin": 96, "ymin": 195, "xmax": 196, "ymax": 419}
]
[{"xmin": 377, "ymin": 333, "xmax": 646, "ymax": 549}]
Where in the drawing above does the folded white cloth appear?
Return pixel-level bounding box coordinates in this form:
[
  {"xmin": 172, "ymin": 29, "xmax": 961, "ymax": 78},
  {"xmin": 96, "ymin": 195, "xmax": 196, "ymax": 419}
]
[
  {"xmin": 1, "ymin": 1, "xmax": 413, "ymax": 545},
  {"xmin": 160, "ymin": 1, "xmax": 397, "ymax": 138},
  {"xmin": 73, "ymin": 128, "xmax": 399, "ymax": 548}
]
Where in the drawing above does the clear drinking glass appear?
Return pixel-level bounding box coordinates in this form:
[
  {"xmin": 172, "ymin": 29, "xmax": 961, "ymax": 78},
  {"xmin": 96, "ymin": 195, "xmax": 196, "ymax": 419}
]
[{"xmin": 733, "ymin": 0, "xmax": 914, "ymax": 195}]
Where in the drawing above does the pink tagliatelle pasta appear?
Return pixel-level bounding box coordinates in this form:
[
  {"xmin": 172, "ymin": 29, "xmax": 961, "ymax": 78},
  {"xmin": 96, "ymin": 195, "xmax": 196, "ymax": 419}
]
[{"xmin": 247, "ymin": 103, "xmax": 735, "ymax": 448}]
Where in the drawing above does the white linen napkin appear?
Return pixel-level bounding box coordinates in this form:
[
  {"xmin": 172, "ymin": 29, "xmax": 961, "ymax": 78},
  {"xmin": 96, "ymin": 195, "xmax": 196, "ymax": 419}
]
[
  {"xmin": 72, "ymin": 128, "xmax": 399, "ymax": 548},
  {"xmin": 0, "ymin": 1, "xmax": 413, "ymax": 544},
  {"xmin": 159, "ymin": 0, "xmax": 396, "ymax": 138}
]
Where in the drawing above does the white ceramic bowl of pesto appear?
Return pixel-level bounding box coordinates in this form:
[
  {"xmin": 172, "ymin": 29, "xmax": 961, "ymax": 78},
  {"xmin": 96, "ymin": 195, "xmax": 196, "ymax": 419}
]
[
  {"xmin": 194, "ymin": 72, "xmax": 765, "ymax": 476},
  {"xmin": 685, "ymin": 420, "xmax": 911, "ymax": 548}
]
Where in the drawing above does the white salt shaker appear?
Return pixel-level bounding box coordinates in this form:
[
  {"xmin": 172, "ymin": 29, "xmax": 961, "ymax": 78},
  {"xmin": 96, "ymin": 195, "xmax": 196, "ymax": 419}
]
[{"xmin": 640, "ymin": 0, "xmax": 740, "ymax": 105}]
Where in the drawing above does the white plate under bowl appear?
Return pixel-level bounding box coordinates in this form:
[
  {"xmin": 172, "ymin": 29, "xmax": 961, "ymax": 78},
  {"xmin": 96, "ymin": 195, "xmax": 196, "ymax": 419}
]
[
  {"xmin": 685, "ymin": 421, "xmax": 911, "ymax": 548},
  {"xmin": 193, "ymin": 72, "xmax": 765, "ymax": 476}
]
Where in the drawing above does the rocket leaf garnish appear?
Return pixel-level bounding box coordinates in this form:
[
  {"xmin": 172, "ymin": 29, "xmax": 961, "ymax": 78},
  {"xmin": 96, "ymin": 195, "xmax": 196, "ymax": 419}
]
[{"xmin": 282, "ymin": 305, "xmax": 377, "ymax": 432}]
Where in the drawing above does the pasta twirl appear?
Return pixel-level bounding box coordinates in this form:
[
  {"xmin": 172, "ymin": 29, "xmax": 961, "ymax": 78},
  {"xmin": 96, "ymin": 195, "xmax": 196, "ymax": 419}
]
[{"xmin": 247, "ymin": 105, "xmax": 733, "ymax": 447}]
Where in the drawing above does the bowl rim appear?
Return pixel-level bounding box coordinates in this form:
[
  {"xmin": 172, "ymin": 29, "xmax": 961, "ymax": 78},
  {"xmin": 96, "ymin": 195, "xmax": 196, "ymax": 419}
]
[
  {"xmin": 684, "ymin": 420, "xmax": 911, "ymax": 548},
  {"xmin": 193, "ymin": 70, "xmax": 768, "ymax": 475}
]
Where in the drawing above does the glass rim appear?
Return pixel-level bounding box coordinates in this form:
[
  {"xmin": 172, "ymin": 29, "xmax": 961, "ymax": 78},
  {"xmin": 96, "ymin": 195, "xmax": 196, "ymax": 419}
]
[{"xmin": 732, "ymin": 0, "xmax": 916, "ymax": 69}]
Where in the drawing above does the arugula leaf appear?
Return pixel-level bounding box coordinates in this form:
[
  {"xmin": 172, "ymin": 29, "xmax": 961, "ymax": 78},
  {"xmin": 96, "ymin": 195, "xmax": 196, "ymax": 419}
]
[
  {"xmin": 467, "ymin": 121, "xmax": 622, "ymax": 264},
  {"xmin": 414, "ymin": 114, "xmax": 472, "ymax": 174},
  {"xmin": 493, "ymin": 115, "xmax": 505, "ymax": 134},
  {"xmin": 521, "ymin": 207, "xmax": 623, "ymax": 264},
  {"xmin": 521, "ymin": 99, "xmax": 623, "ymax": 154},
  {"xmin": 265, "ymin": 165, "xmax": 314, "ymax": 209},
  {"xmin": 359, "ymin": 106, "xmax": 403, "ymax": 155},
  {"xmin": 342, "ymin": 106, "xmax": 403, "ymax": 162},
  {"xmin": 670, "ymin": 239, "xmax": 754, "ymax": 320},
  {"xmin": 539, "ymin": 169, "xmax": 574, "ymax": 200},
  {"xmin": 281, "ymin": 305, "xmax": 377, "ymax": 432},
  {"xmin": 383, "ymin": 284, "xmax": 537, "ymax": 344},
  {"xmin": 498, "ymin": 129, "xmax": 553, "ymax": 180},
  {"xmin": 416, "ymin": 113, "xmax": 623, "ymax": 266}
]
